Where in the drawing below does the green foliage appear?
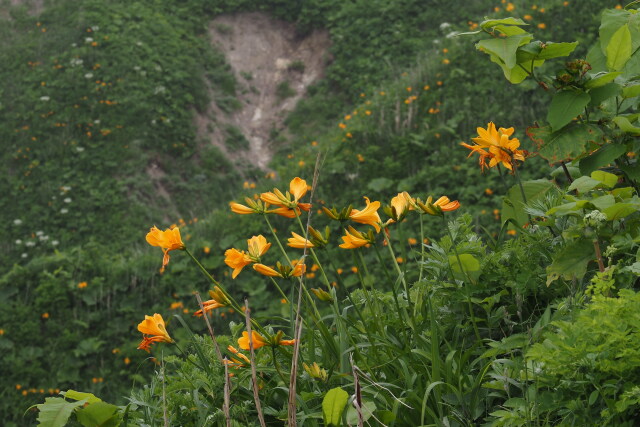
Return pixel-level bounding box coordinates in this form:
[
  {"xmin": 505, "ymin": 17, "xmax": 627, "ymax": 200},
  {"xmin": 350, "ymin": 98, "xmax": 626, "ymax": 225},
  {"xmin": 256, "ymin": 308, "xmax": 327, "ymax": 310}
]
[
  {"xmin": 8, "ymin": 0, "xmax": 640, "ymax": 426},
  {"xmin": 527, "ymin": 290, "xmax": 640, "ymax": 424}
]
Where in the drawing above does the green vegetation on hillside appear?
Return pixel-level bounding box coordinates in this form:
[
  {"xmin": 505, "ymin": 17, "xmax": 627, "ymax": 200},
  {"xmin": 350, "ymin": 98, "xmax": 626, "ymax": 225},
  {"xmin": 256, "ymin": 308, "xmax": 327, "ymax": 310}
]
[{"xmin": 1, "ymin": 0, "xmax": 636, "ymax": 425}]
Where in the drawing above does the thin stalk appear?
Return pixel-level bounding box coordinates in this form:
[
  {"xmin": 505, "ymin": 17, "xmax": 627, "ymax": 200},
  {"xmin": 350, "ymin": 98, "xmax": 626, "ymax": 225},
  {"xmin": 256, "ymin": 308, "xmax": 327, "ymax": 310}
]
[
  {"xmin": 244, "ymin": 299, "xmax": 267, "ymax": 427},
  {"xmin": 264, "ymin": 215, "xmax": 292, "ymax": 265},
  {"xmin": 418, "ymin": 214, "xmax": 426, "ymax": 283},
  {"xmin": 383, "ymin": 231, "xmax": 416, "ymax": 331},
  {"xmin": 271, "ymin": 347, "xmax": 288, "ymax": 385},
  {"xmin": 443, "ymin": 218, "xmax": 481, "ymax": 341},
  {"xmin": 374, "ymin": 244, "xmax": 408, "ymax": 341}
]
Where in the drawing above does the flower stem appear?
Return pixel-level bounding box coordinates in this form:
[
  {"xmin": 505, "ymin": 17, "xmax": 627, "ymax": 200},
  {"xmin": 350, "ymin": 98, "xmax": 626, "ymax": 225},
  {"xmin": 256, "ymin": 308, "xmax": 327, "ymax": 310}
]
[
  {"xmin": 443, "ymin": 218, "xmax": 481, "ymax": 341},
  {"xmin": 383, "ymin": 230, "xmax": 416, "ymax": 331},
  {"xmin": 264, "ymin": 215, "xmax": 293, "ymax": 265}
]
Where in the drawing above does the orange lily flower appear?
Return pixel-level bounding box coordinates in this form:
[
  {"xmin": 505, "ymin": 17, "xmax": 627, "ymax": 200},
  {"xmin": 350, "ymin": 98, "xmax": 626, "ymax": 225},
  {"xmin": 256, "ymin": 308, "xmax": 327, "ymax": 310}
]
[
  {"xmin": 146, "ymin": 226, "xmax": 185, "ymax": 273},
  {"xmin": 260, "ymin": 177, "xmax": 312, "ymax": 211},
  {"xmin": 230, "ymin": 202, "xmax": 257, "ymax": 214},
  {"xmin": 387, "ymin": 191, "xmax": 413, "ymax": 222},
  {"xmin": 433, "ymin": 196, "xmax": 460, "ymax": 212},
  {"xmin": 253, "ymin": 263, "xmax": 281, "ymax": 277},
  {"xmin": 194, "ymin": 287, "xmax": 227, "ymax": 316},
  {"xmin": 247, "ymin": 235, "xmax": 271, "ymax": 258},
  {"xmin": 225, "ymin": 345, "xmax": 251, "ymax": 368},
  {"xmin": 137, "ymin": 313, "xmax": 172, "ymax": 352},
  {"xmin": 349, "ymin": 197, "xmax": 381, "ymax": 232},
  {"xmin": 415, "ymin": 195, "xmax": 461, "ymax": 216},
  {"xmin": 238, "ymin": 331, "xmax": 268, "ymax": 350},
  {"xmin": 224, "ymin": 248, "xmax": 252, "ymax": 279},
  {"xmin": 225, "ymin": 235, "xmax": 271, "ymax": 278},
  {"xmin": 339, "ymin": 226, "xmax": 373, "ymax": 249},
  {"xmin": 253, "ymin": 261, "xmax": 306, "ymax": 278},
  {"xmin": 462, "ymin": 122, "xmax": 527, "ymax": 171},
  {"xmin": 287, "ymin": 232, "xmax": 315, "ymax": 249}
]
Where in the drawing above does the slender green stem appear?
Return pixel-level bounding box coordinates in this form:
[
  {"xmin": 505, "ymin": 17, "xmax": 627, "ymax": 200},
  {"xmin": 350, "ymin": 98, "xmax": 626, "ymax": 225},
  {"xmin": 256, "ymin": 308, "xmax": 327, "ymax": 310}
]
[
  {"xmin": 443, "ymin": 218, "xmax": 481, "ymax": 341},
  {"xmin": 383, "ymin": 230, "xmax": 416, "ymax": 331},
  {"xmin": 184, "ymin": 248, "xmax": 266, "ymax": 335},
  {"xmin": 264, "ymin": 215, "xmax": 292, "ymax": 265},
  {"xmin": 373, "ymin": 245, "xmax": 407, "ymax": 340},
  {"xmin": 418, "ymin": 214, "xmax": 426, "ymax": 283},
  {"xmin": 271, "ymin": 347, "xmax": 288, "ymax": 385},
  {"xmin": 293, "ymin": 214, "xmax": 332, "ymax": 287}
]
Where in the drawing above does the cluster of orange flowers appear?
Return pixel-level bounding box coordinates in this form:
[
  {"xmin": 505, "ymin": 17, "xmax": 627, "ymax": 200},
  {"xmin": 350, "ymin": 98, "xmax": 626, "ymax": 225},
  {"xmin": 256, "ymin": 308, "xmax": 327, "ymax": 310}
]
[{"xmin": 461, "ymin": 122, "xmax": 527, "ymax": 171}]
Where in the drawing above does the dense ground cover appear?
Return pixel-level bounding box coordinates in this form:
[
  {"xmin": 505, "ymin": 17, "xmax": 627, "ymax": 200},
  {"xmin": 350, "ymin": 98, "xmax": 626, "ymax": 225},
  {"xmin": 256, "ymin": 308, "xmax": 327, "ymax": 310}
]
[{"xmin": 1, "ymin": 0, "xmax": 637, "ymax": 425}]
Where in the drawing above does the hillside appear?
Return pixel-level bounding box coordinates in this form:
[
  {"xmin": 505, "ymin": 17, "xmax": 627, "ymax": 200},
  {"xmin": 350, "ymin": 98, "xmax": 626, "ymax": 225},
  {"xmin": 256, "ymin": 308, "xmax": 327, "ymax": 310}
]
[{"xmin": 1, "ymin": 0, "xmax": 634, "ymax": 425}]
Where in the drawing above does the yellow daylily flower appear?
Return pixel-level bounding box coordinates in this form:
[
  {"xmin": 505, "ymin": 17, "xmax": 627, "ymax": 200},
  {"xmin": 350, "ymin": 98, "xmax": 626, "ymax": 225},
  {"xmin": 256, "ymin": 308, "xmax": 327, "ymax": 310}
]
[
  {"xmin": 146, "ymin": 226, "xmax": 185, "ymax": 273},
  {"xmin": 349, "ymin": 197, "xmax": 381, "ymax": 232},
  {"xmin": 287, "ymin": 232, "xmax": 315, "ymax": 249}
]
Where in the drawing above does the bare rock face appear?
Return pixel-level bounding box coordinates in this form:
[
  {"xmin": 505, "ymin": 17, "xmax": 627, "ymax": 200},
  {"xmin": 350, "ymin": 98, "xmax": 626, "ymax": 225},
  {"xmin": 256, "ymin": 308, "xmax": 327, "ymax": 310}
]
[{"xmin": 196, "ymin": 12, "xmax": 331, "ymax": 170}]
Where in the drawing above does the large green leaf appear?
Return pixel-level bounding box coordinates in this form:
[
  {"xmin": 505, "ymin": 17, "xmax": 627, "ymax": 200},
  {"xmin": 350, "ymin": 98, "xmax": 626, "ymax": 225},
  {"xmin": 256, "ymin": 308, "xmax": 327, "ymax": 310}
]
[
  {"xmin": 516, "ymin": 41, "xmax": 578, "ymax": 62},
  {"xmin": 613, "ymin": 116, "xmax": 640, "ymax": 134},
  {"xmin": 600, "ymin": 9, "xmax": 640, "ymax": 54},
  {"xmin": 478, "ymin": 34, "xmax": 531, "ymax": 69},
  {"xmin": 346, "ymin": 401, "xmax": 377, "ymax": 425},
  {"xmin": 63, "ymin": 390, "xmax": 102, "ymax": 405},
  {"xmin": 622, "ymin": 82, "xmax": 640, "ymax": 98},
  {"xmin": 36, "ymin": 397, "xmax": 86, "ymax": 427},
  {"xmin": 547, "ymin": 90, "xmax": 591, "ymax": 131},
  {"xmin": 529, "ymin": 123, "xmax": 603, "ymax": 164},
  {"xmin": 501, "ymin": 179, "xmax": 555, "ymax": 227},
  {"xmin": 75, "ymin": 402, "xmax": 120, "ymax": 427},
  {"xmin": 448, "ymin": 254, "xmax": 481, "ymax": 282},
  {"xmin": 591, "ymin": 170, "xmax": 619, "ymax": 188},
  {"xmin": 603, "ymin": 203, "xmax": 640, "ymax": 220},
  {"xmin": 488, "ymin": 53, "xmax": 543, "ymax": 84},
  {"xmin": 546, "ymin": 238, "xmax": 595, "ymax": 286},
  {"xmin": 322, "ymin": 387, "xmax": 349, "ymax": 426},
  {"xmin": 579, "ymin": 143, "xmax": 628, "ymax": 175},
  {"xmin": 587, "ymin": 42, "xmax": 608, "ymax": 73},
  {"xmin": 480, "ymin": 17, "xmax": 528, "ymax": 29},
  {"xmin": 588, "ymin": 82, "xmax": 621, "ymax": 106},
  {"xmin": 606, "ymin": 24, "xmax": 633, "ymax": 71},
  {"xmin": 584, "ymin": 71, "xmax": 622, "ymax": 89}
]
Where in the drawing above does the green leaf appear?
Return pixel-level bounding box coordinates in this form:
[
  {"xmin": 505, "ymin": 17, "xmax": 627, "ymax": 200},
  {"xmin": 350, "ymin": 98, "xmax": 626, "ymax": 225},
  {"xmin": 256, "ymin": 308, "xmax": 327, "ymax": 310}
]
[
  {"xmin": 478, "ymin": 34, "xmax": 531, "ymax": 69},
  {"xmin": 600, "ymin": 9, "xmax": 640, "ymax": 54},
  {"xmin": 536, "ymin": 42, "xmax": 579, "ymax": 60},
  {"xmin": 590, "ymin": 194, "xmax": 616, "ymax": 211},
  {"xmin": 36, "ymin": 397, "xmax": 86, "ymax": 427},
  {"xmin": 529, "ymin": 123, "xmax": 602, "ymax": 164},
  {"xmin": 480, "ymin": 17, "xmax": 528, "ymax": 29},
  {"xmin": 588, "ymin": 82, "xmax": 621, "ymax": 106},
  {"xmin": 547, "ymin": 90, "xmax": 591, "ymax": 131},
  {"xmin": 501, "ymin": 179, "xmax": 555, "ymax": 226},
  {"xmin": 546, "ymin": 239, "xmax": 594, "ymax": 285},
  {"xmin": 606, "ymin": 24, "xmax": 633, "ymax": 71},
  {"xmin": 591, "ymin": 170, "xmax": 619, "ymax": 188},
  {"xmin": 567, "ymin": 176, "xmax": 603, "ymax": 193},
  {"xmin": 603, "ymin": 203, "xmax": 639, "ymax": 220},
  {"xmin": 62, "ymin": 390, "xmax": 102, "ymax": 405},
  {"xmin": 622, "ymin": 83, "xmax": 640, "ymax": 98},
  {"xmin": 322, "ymin": 387, "xmax": 349, "ymax": 426},
  {"xmin": 345, "ymin": 401, "xmax": 377, "ymax": 425},
  {"xmin": 448, "ymin": 254, "xmax": 481, "ymax": 281},
  {"xmin": 587, "ymin": 41, "xmax": 608, "ymax": 73},
  {"xmin": 584, "ymin": 71, "xmax": 622, "ymax": 89},
  {"xmin": 488, "ymin": 53, "xmax": 542, "ymax": 84},
  {"xmin": 613, "ymin": 116, "xmax": 640, "ymax": 134},
  {"xmin": 579, "ymin": 143, "xmax": 628, "ymax": 175},
  {"xmin": 76, "ymin": 402, "xmax": 119, "ymax": 427}
]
